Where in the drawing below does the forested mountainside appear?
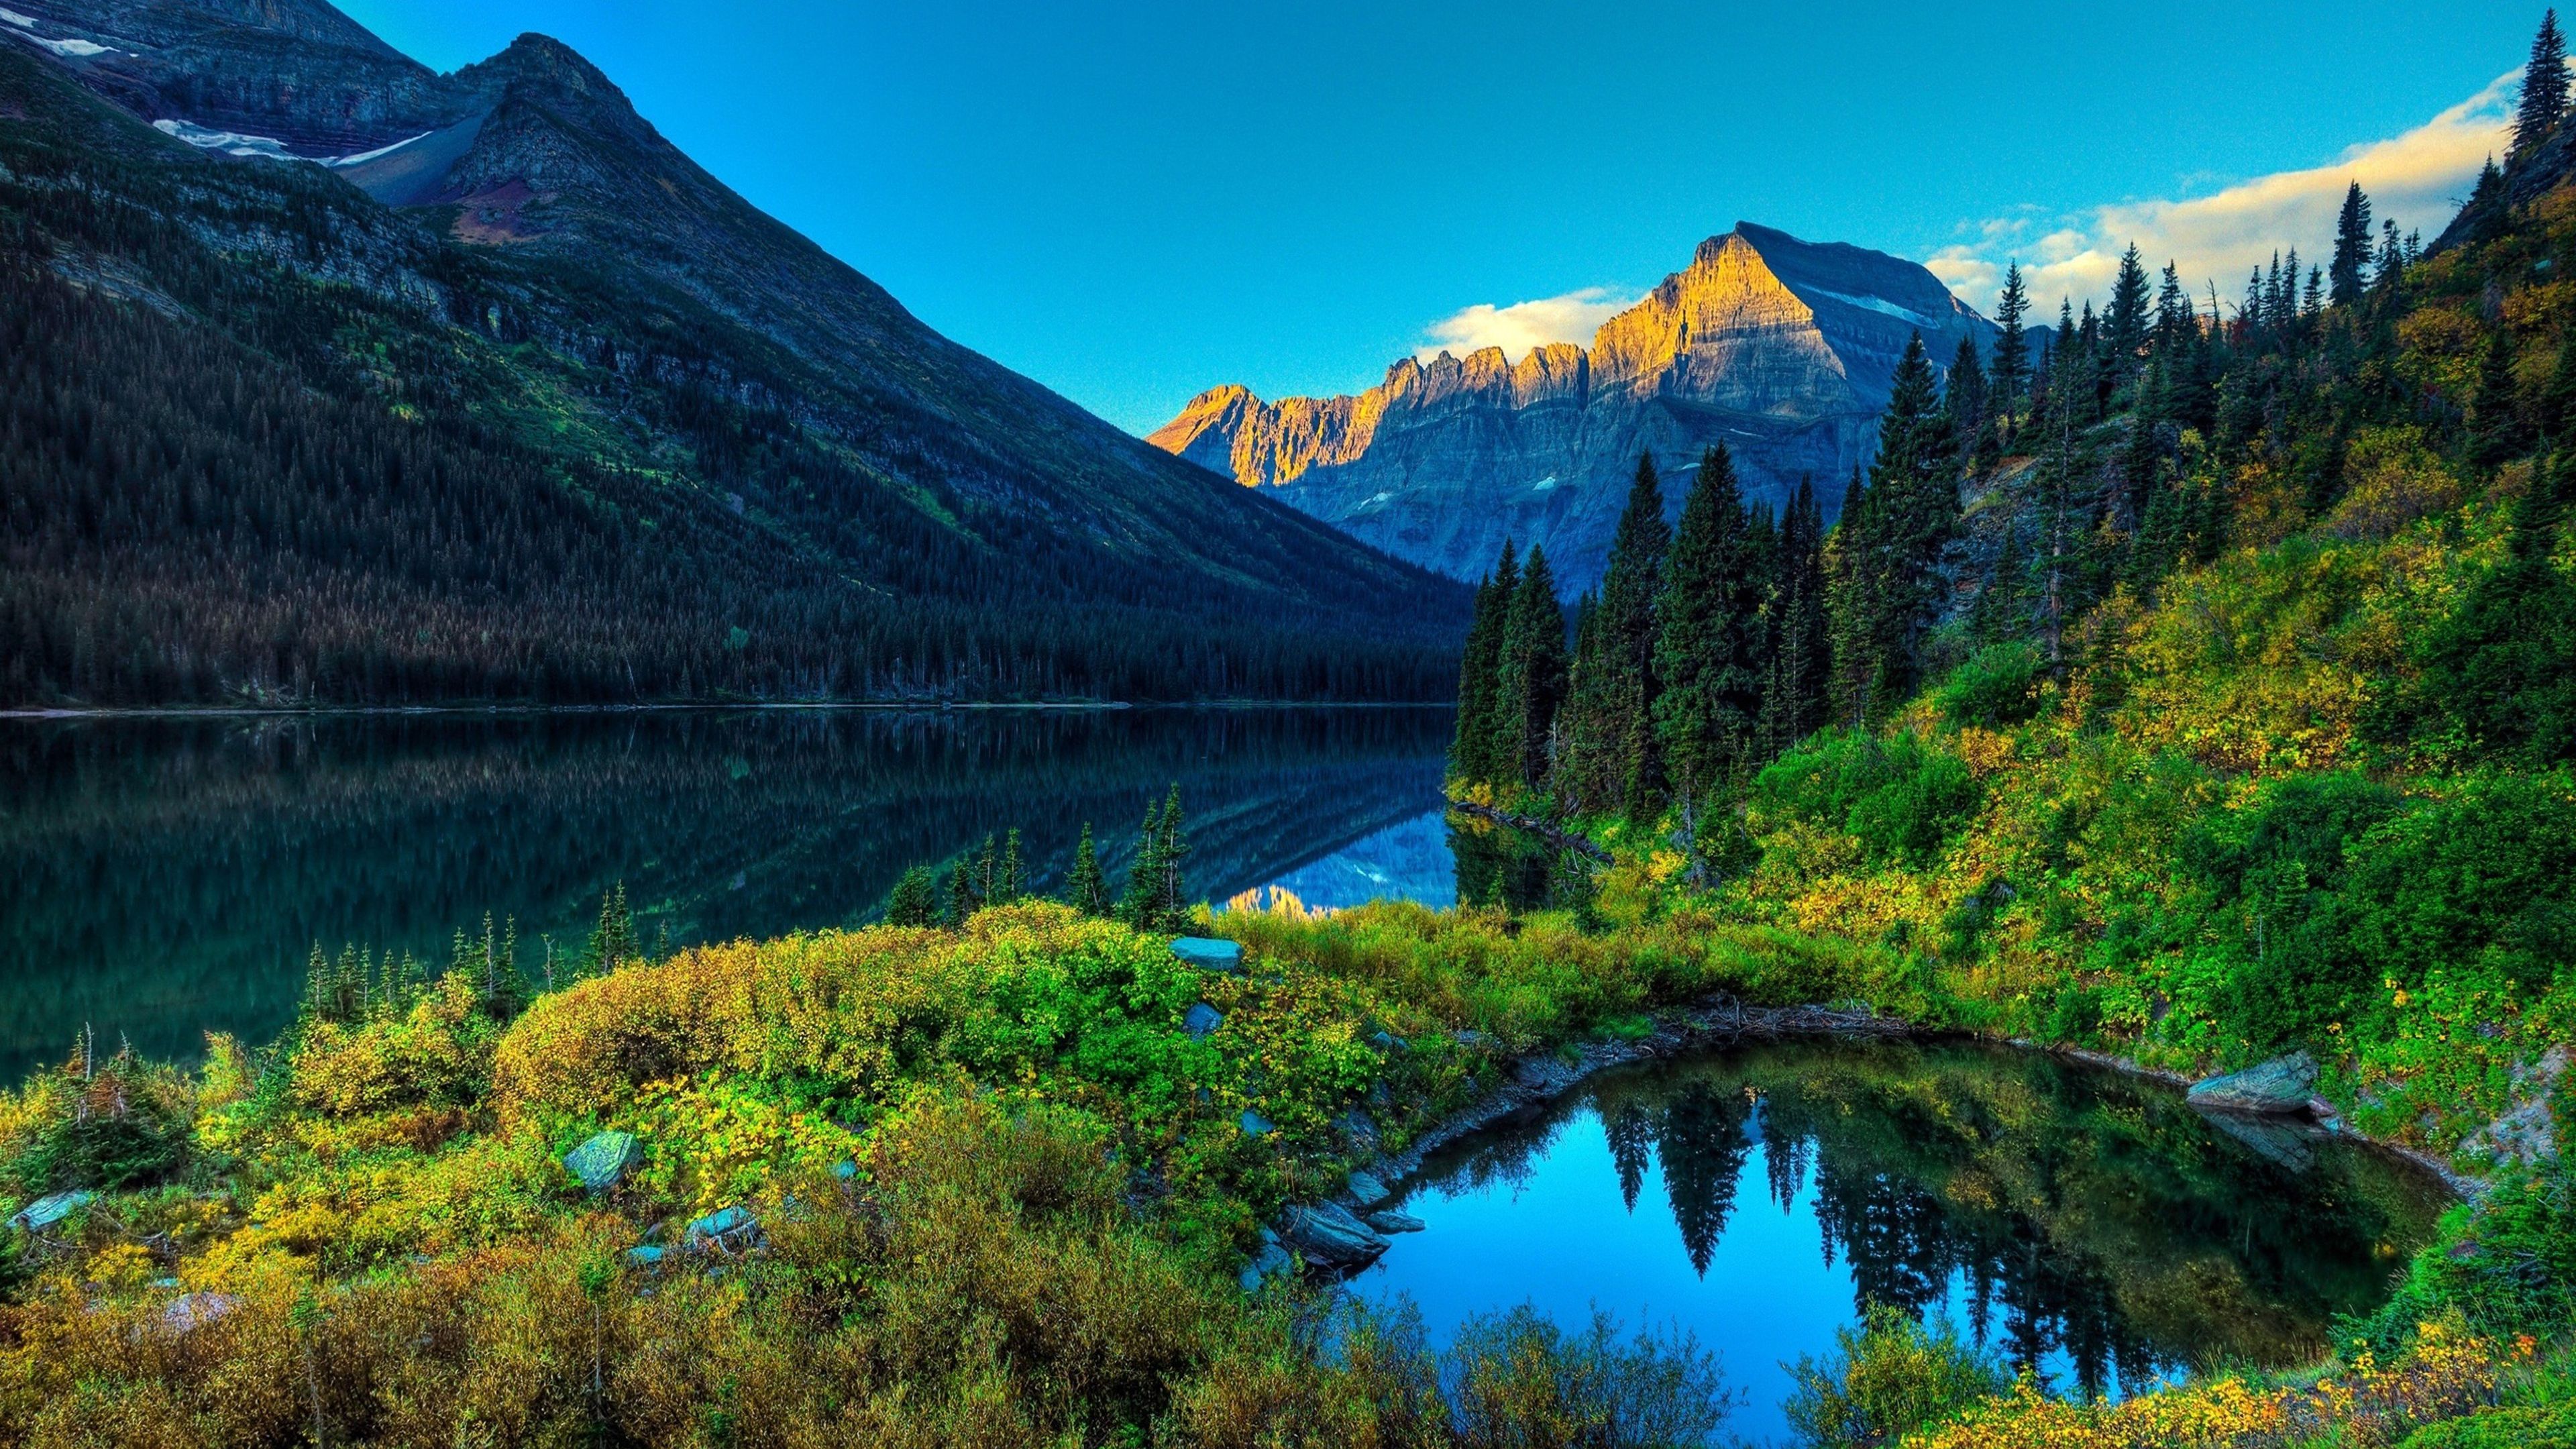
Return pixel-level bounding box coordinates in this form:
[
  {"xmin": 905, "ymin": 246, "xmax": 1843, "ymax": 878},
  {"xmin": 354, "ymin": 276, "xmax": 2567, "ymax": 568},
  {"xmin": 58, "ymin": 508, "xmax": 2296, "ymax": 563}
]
[
  {"xmin": 1148, "ymin": 224, "xmax": 1999, "ymax": 596},
  {"xmin": 1448, "ymin": 103, "xmax": 2576, "ymax": 1163},
  {"xmin": 0, "ymin": 11, "xmax": 1468, "ymax": 706}
]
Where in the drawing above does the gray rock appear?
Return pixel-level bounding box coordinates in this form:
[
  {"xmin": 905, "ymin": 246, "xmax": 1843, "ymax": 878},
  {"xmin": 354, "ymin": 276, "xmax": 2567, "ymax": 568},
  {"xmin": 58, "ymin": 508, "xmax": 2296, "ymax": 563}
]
[
  {"xmin": 1366, "ymin": 1210, "xmax": 1426, "ymax": 1234},
  {"xmin": 1171, "ymin": 938, "xmax": 1243, "ymax": 973},
  {"xmin": 160, "ymin": 1292, "xmax": 240, "ymax": 1334},
  {"xmin": 1334, "ymin": 1110, "xmax": 1380, "ymax": 1146},
  {"xmin": 2186, "ymin": 1051, "xmax": 2318, "ymax": 1115},
  {"xmin": 1236, "ymin": 1242, "xmax": 1293, "ymax": 1292},
  {"xmin": 1238, "ymin": 1108, "xmax": 1275, "ymax": 1138},
  {"xmin": 1452, "ymin": 1029, "xmax": 1493, "ymax": 1051},
  {"xmin": 685, "ymin": 1204, "xmax": 760, "ymax": 1252},
  {"xmin": 1368, "ymin": 1030, "xmax": 1409, "ymax": 1053},
  {"xmin": 1183, "ymin": 1003, "xmax": 1225, "ymax": 1039},
  {"xmin": 1344, "ymin": 1170, "xmax": 1390, "ymax": 1208},
  {"xmin": 2201, "ymin": 1110, "xmax": 2320, "ymax": 1173},
  {"xmin": 562, "ymin": 1131, "xmax": 643, "ymax": 1193},
  {"xmin": 9, "ymin": 1190, "xmax": 93, "ymax": 1232},
  {"xmin": 625, "ymin": 1244, "xmax": 667, "ymax": 1267},
  {"xmin": 1279, "ymin": 1201, "xmax": 1390, "ymax": 1269}
]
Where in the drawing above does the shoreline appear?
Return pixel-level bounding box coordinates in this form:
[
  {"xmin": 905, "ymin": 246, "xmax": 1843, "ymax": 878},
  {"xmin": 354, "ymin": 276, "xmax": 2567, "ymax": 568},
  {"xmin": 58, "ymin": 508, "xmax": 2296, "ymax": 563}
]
[
  {"xmin": 0, "ymin": 699, "xmax": 1460, "ymax": 721},
  {"xmin": 1350, "ymin": 998, "xmax": 2475, "ymax": 1212}
]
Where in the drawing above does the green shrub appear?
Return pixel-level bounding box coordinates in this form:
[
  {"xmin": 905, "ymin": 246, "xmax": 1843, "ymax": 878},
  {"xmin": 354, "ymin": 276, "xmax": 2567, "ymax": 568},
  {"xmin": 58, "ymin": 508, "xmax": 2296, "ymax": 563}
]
[
  {"xmin": 1444, "ymin": 1304, "xmax": 1737, "ymax": 1448},
  {"xmin": 1933, "ymin": 642, "xmax": 2047, "ymax": 729},
  {"xmin": 1752, "ymin": 730, "xmax": 1980, "ymax": 868},
  {"xmin": 1782, "ymin": 1303, "xmax": 2009, "ymax": 1448}
]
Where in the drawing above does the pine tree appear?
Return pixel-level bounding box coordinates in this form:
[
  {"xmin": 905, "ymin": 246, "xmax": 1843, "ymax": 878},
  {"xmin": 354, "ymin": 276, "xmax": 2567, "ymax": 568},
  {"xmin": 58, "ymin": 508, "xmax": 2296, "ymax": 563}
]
[
  {"xmin": 1492, "ymin": 547, "xmax": 1569, "ymax": 792},
  {"xmin": 1117, "ymin": 794, "xmax": 1167, "ymax": 928},
  {"xmin": 2105, "ymin": 245, "xmax": 2152, "ymax": 384},
  {"xmin": 580, "ymin": 883, "xmax": 638, "ymax": 978},
  {"xmin": 1152, "ymin": 785, "xmax": 1191, "ymax": 928},
  {"xmin": 1656, "ymin": 444, "xmax": 1768, "ymax": 795},
  {"xmin": 1759, "ymin": 478, "xmax": 1833, "ymax": 754},
  {"xmin": 1826, "ymin": 336, "xmax": 1959, "ymax": 724},
  {"xmin": 2473, "ymin": 332, "xmax": 2533, "ymax": 468},
  {"xmin": 974, "ymin": 833, "xmax": 999, "ymax": 904},
  {"xmin": 884, "ymin": 865, "xmax": 941, "ymax": 926},
  {"xmin": 1000, "ymin": 828, "xmax": 1025, "ymax": 903},
  {"xmin": 946, "ymin": 857, "xmax": 982, "ymax": 926},
  {"xmin": 1560, "ymin": 454, "xmax": 1670, "ymax": 814},
  {"xmin": 2469, "ymin": 158, "xmax": 2512, "ymax": 246},
  {"xmin": 1449, "ymin": 542, "xmax": 1518, "ymax": 784},
  {"xmin": 1065, "ymin": 822, "xmax": 1110, "ymax": 915},
  {"xmin": 1992, "ymin": 262, "xmax": 2030, "ymax": 437},
  {"xmin": 2518, "ymin": 9, "xmax": 2570, "ymax": 160},
  {"xmin": 1945, "ymin": 336, "xmax": 1988, "ymax": 458},
  {"xmin": 2329, "ymin": 182, "xmax": 2374, "ymax": 309}
]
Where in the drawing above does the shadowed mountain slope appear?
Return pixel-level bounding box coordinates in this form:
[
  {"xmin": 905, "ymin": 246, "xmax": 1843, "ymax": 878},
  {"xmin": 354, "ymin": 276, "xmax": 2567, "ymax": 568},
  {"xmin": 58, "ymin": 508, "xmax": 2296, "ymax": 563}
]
[{"xmin": 0, "ymin": 2, "xmax": 1468, "ymax": 704}]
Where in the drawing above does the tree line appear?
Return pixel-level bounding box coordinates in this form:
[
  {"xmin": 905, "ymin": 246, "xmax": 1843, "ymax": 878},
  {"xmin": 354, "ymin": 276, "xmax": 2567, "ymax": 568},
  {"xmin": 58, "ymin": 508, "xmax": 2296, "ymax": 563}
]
[{"xmin": 1448, "ymin": 35, "xmax": 2576, "ymax": 816}]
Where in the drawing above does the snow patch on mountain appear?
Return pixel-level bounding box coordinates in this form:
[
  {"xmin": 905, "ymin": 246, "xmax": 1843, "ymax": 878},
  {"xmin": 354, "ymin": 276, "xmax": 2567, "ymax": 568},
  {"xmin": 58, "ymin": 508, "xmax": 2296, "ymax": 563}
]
[{"xmin": 154, "ymin": 119, "xmax": 430, "ymax": 169}]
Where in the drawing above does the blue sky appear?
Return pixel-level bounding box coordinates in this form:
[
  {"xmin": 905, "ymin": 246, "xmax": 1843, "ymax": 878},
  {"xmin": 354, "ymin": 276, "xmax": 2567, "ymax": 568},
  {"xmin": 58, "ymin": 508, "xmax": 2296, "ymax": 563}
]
[{"xmin": 339, "ymin": 1, "xmax": 2546, "ymax": 434}]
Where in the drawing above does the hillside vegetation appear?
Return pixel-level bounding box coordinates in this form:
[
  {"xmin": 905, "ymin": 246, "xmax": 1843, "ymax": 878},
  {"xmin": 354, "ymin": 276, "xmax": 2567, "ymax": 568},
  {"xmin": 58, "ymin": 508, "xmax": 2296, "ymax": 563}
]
[{"xmin": 0, "ymin": 41, "xmax": 1466, "ymax": 706}]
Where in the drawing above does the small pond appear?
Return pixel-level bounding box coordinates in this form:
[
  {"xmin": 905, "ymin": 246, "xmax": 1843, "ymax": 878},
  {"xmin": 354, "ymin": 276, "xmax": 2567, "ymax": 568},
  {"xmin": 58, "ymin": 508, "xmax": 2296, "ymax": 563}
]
[{"xmin": 1356, "ymin": 1037, "xmax": 2451, "ymax": 1446}]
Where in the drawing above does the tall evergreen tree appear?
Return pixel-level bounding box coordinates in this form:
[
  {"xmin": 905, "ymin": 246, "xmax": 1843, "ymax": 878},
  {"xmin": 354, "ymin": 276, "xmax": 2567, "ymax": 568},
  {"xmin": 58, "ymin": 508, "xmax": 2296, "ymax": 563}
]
[
  {"xmin": 1656, "ymin": 445, "xmax": 1767, "ymax": 795},
  {"xmin": 2473, "ymin": 332, "xmax": 2533, "ymax": 469},
  {"xmin": 1758, "ymin": 477, "xmax": 1832, "ymax": 755},
  {"xmin": 1945, "ymin": 336, "xmax": 1988, "ymax": 459},
  {"xmin": 580, "ymin": 883, "xmax": 639, "ymax": 978},
  {"xmin": 2104, "ymin": 245, "xmax": 2152, "ymax": 383},
  {"xmin": 2518, "ymin": 9, "xmax": 2570, "ymax": 160},
  {"xmin": 1992, "ymin": 262, "xmax": 2030, "ymax": 435},
  {"xmin": 1448, "ymin": 541, "xmax": 1518, "ymax": 784},
  {"xmin": 1825, "ymin": 336, "xmax": 1958, "ymax": 724},
  {"xmin": 2329, "ymin": 182, "xmax": 2374, "ymax": 308},
  {"xmin": 1560, "ymin": 455, "xmax": 1670, "ymax": 814},
  {"xmin": 1117, "ymin": 794, "xmax": 1168, "ymax": 930},
  {"xmin": 884, "ymin": 865, "xmax": 941, "ymax": 927},
  {"xmin": 1493, "ymin": 549, "xmax": 1570, "ymax": 791},
  {"xmin": 1065, "ymin": 823, "xmax": 1110, "ymax": 916}
]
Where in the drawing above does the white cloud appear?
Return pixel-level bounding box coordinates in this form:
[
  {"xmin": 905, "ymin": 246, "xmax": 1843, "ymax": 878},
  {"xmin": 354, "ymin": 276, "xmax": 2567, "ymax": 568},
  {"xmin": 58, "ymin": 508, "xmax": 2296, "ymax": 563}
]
[
  {"xmin": 1415, "ymin": 286, "xmax": 1638, "ymax": 363},
  {"xmin": 1931, "ymin": 68, "xmax": 2524, "ymax": 319}
]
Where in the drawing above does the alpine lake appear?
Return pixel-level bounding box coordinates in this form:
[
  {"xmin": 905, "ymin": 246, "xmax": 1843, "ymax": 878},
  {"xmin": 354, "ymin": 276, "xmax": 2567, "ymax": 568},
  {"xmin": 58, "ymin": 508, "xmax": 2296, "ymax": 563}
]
[{"xmin": 0, "ymin": 706, "xmax": 2449, "ymax": 1444}]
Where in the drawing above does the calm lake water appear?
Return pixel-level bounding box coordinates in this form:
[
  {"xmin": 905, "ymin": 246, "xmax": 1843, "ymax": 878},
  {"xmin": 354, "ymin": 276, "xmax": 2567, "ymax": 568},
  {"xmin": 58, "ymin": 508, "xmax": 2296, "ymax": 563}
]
[
  {"xmin": 0, "ymin": 706, "xmax": 1471, "ymax": 1081},
  {"xmin": 1358, "ymin": 1038, "xmax": 2450, "ymax": 1446}
]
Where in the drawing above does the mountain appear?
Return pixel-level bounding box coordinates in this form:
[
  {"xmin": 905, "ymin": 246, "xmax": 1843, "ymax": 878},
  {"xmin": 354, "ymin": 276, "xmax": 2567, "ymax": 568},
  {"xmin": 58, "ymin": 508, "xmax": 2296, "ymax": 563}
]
[
  {"xmin": 0, "ymin": 2, "xmax": 1468, "ymax": 706},
  {"xmin": 1150, "ymin": 225, "xmax": 1998, "ymax": 594}
]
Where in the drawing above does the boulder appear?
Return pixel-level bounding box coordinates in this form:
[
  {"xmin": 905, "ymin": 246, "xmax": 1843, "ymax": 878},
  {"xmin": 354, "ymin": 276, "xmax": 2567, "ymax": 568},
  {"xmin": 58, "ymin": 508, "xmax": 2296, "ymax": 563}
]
[
  {"xmin": 1334, "ymin": 1110, "xmax": 1380, "ymax": 1146},
  {"xmin": 1171, "ymin": 938, "xmax": 1243, "ymax": 973},
  {"xmin": 685, "ymin": 1205, "xmax": 761, "ymax": 1252},
  {"xmin": 1367, "ymin": 1030, "xmax": 1409, "ymax": 1053},
  {"xmin": 2186, "ymin": 1052, "xmax": 2318, "ymax": 1116},
  {"xmin": 9, "ymin": 1190, "xmax": 93, "ymax": 1232},
  {"xmin": 562, "ymin": 1131, "xmax": 643, "ymax": 1193},
  {"xmin": 1279, "ymin": 1201, "xmax": 1390, "ymax": 1269},
  {"xmin": 1183, "ymin": 1004, "xmax": 1225, "ymax": 1039},
  {"xmin": 1344, "ymin": 1170, "xmax": 1390, "ymax": 1208},
  {"xmin": 1366, "ymin": 1210, "xmax": 1426, "ymax": 1234},
  {"xmin": 624, "ymin": 1244, "xmax": 667, "ymax": 1267},
  {"xmin": 1238, "ymin": 1108, "xmax": 1275, "ymax": 1138},
  {"xmin": 160, "ymin": 1292, "xmax": 240, "ymax": 1334},
  {"xmin": 1236, "ymin": 1242, "xmax": 1293, "ymax": 1293}
]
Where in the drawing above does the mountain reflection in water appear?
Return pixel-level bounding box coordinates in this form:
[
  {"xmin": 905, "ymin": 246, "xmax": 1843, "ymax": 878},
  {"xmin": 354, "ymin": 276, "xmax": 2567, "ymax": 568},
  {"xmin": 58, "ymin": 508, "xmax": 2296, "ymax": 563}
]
[
  {"xmin": 1360, "ymin": 1038, "xmax": 2447, "ymax": 1445},
  {"xmin": 0, "ymin": 707, "xmax": 1455, "ymax": 1079}
]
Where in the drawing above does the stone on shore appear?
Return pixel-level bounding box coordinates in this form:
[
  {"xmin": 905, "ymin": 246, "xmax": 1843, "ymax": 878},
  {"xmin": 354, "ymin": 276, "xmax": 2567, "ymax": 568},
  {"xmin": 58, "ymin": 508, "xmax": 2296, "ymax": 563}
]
[
  {"xmin": 2186, "ymin": 1051, "xmax": 2318, "ymax": 1115},
  {"xmin": 9, "ymin": 1190, "xmax": 93, "ymax": 1232},
  {"xmin": 1237, "ymin": 1242, "xmax": 1293, "ymax": 1292},
  {"xmin": 1279, "ymin": 1201, "xmax": 1390, "ymax": 1269},
  {"xmin": 1344, "ymin": 1170, "xmax": 1390, "ymax": 1208},
  {"xmin": 1183, "ymin": 1003, "xmax": 1225, "ymax": 1038},
  {"xmin": 1366, "ymin": 1209, "xmax": 1426, "ymax": 1234},
  {"xmin": 563, "ymin": 1131, "xmax": 643, "ymax": 1193},
  {"xmin": 1171, "ymin": 938, "xmax": 1243, "ymax": 974}
]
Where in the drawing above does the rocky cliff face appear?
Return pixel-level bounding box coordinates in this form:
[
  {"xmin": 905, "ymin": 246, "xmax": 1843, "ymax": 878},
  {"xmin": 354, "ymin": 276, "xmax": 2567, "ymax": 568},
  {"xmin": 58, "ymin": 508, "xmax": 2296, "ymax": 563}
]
[{"xmin": 1151, "ymin": 225, "xmax": 1996, "ymax": 594}]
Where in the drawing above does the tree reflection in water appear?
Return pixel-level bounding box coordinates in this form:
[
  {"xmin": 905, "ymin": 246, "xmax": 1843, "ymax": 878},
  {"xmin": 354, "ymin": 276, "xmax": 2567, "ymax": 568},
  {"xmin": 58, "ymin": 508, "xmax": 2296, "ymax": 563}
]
[{"xmin": 1373, "ymin": 1038, "xmax": 2447, "ymax": 1413}]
